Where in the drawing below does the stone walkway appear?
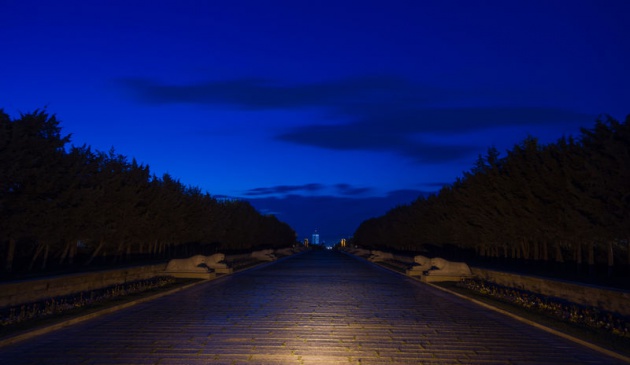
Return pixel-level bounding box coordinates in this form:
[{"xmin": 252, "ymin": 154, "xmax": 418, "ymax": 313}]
[{"xmin": 0, "ymin": 250, "xmax": 625, "ymax": 364}]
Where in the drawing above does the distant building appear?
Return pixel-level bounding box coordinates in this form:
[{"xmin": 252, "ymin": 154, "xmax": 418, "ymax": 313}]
[{"xmin": 312, "ymin": 231, "xmax": 320, "ymax": 245}]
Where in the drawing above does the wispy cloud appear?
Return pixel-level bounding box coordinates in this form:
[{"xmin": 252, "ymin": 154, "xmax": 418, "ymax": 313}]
[
  {"xmin": 275, "ymin": 122, "xmax": 480, "ymax": 163},
  {"xmin": 120, "ymin": 75, "xmax": 418, "ymax": 109},
  {"xmin": 244, "ymin": 183, "xmax": 325, "ymax": 197},
  {"xmin": 275, "ymin": 106, "xmax": 592, "ymax": 163},
  {"xmin": 243, "ymin": 183, "xmax": 373, "ymax": 197},
  {"xmin": 121, "ymin": 75, "xmax": 595, "ymax": 164},
  {"xmin": 246, "ymin": 189, "xmax": 430, "ymax": 239},
  {"xmin": 334, "ymin": 183, "xmax": 372, "ymax": 196}
]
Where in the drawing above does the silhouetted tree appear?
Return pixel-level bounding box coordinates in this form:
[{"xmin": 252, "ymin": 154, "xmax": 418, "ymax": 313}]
[
  {"xmin": 0, "ymin": 110, "xmax": 70, "ymax": 272},
  {"xmin": 1, "ymin": 109, "xmax": 297, "ymax": 275},
  {"xmin": 353, "ymin": 115, "xmax": 630, "ymax": 278}
]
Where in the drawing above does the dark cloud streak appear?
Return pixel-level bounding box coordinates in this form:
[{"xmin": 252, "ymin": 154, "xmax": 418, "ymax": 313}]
[
  {"xmin": 120, "ymin": 75, "xmax": 416, "ymax": 109},
  {"xmin": 275, "ymin": 106, "xmax": 592, "ymax": 163},
  {"xmin": 334, "ymin": 183, "xmax": 372, "ymax": 196},
  {"xmin": 243, "ymin": 183, "xmax": 324, "ymax": 196},
  {"xmin": 246, "ymin": 189, "xmax": 430, "ymax": 241},
  {"xmin": 122, "ymin": 75, "xmax": 594, "ymax": 164},
  {"xmin": 275, "ymin": 122, "xmax": 480, "ymax": 163},
  {"xmin": 244, "ymin": 183, "xmax": 373, "ymax": 198}
]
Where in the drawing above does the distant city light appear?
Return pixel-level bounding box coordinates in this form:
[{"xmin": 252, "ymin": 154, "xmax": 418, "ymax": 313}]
[{"xmin": 312, "ymin": 230, "xmax": 320, "ymax": 245}]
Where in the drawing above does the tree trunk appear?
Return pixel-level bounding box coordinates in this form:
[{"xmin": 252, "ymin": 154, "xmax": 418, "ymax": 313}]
[
  {"xmin": 520, "ymin": 239, "xmax": 530, "ymax": 260},
  {"xmin": 575, "ymin": 241, "xmax": 582, "ymax": 274},
  {"xmin": 69, "ymin": 241, "xmax": 77, "ymax": 264},
  {"xmin": 41, "ymin": 243, "xmax": 49, "ymax": 270},
  {"xmin": 114, "ymin": 241, "xmax": 124, "ymax": 263},
  {"xmin": 59, "ymin": 241, "xmax": 71, "ymax": 265},
  {"xmin": 5, "ymin": 237, "xmax": 16, "ymax": 273},
  {"xmin": 588, "ymin": 241, "xmax": 595, "ymax": 277},
  {"xmin": 84, "ymin": 239, "xmax": 105, "ymax": 266},
  {"xmin": 607, "ymin": 240, "xmax": 614, "ymax": 277},
  {"xmin": 555, "ymin": 242, "xmax": 564, "ymax": 263},
  {"xmin": 152, "ymin": 240, "xmax": 158, "ymax": 256},
  {"xmin": 28, "ymin": 242, "xmax": 46, "ymax": 271}
]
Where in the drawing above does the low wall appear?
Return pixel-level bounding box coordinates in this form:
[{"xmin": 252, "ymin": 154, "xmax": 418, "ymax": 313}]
[
  {"xmin": 472, "ymin": 267, "xmax": 630, "ymax": 317},
  {"xmin": 0, "ymin": 263, "xmax": 167, "ymax": 309},
  {"xmin": 0, "ymin": 248, "xmax": 298, "ymax": 309}
]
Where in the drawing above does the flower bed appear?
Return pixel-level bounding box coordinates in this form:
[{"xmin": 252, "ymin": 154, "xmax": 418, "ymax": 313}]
[
  {"xmin": 1, "ymin": 276, "xmax": 178, "ymax": 328},
  {"xmin": 457, "ymin": 278, "xmax": 630, "ymax": 338}
]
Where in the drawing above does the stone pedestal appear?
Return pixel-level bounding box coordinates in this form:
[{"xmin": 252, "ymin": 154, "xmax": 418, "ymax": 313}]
[
  {"xmin": 420, "ymin": 274, "xmax": 466, "ymax": 283},
  {"xmin": 406, "ymin": 268, "xmax": 424, "ymax": 277},
  {"xmin": 167, "ymin": 272, "xmax": 216, "ymax": 280}
]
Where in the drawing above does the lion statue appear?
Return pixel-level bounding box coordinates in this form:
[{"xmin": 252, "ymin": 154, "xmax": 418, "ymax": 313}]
[
  {"xmin": 368, "ymin": 250, "xmax": 393, "ymax": 262},
  {"xmin": 165, "ymin": 255, "xmax": 210, "ymax": 273},
  {"xmin": 347, "ymin": 248, "xmax": 371, "ymax": 257},
  {"xmin": 205, "ymin": 253, "xmax": 228, "ymax": 269},
  {"xmin": 274, "ymin": 247, "xmax": 295, "ymax": 257},
  {"xmin": 413, "ymin": 255, "xmax": 431, "ymax": 268},
  {"xmin": 425, "ymin": 257, "xmax": 472, "ymax": 276},
  {"xmin": 251, "ymin": 249, "xmax": 277, "ymax": 261}
]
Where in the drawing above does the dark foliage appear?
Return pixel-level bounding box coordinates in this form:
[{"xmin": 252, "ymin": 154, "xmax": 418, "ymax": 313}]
[
  {"xmin": 457, "ymin": 278, "xmax": 630, "ymax": 338},
  {"xmin": 0, "ymin": 109, "xmax": 296, "ymax": 276},
  {"xmin": 0, "ymin": 276, "xmax": 178, "ymax": 328},
  {"xmin": 354, "ymin": 115, "xmax": 630, "ymax": 277}
]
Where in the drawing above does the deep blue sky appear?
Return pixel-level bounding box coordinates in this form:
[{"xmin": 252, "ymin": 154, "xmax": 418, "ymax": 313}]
[{"xmin": 2, "ymin": 0, "xmax": 629, "ymax": 244}]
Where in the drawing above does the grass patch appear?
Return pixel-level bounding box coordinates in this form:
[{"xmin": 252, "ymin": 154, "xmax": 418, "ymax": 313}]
[{"xmin": 434, "ymin": 280, "xmax": 630, "ymax": 357}]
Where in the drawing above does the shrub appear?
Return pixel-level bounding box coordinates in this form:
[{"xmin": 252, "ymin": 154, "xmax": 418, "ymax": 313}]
[
  {"xmin": 1, "ymin": 276, "xmax": 176, "ymax": 327},
  {"xmin": 457, "ymin": 278, "xmax": 630, "ymax": 338}
]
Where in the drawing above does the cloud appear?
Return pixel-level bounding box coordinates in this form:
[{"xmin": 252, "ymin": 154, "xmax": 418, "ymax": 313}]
[
  {"xmin": 122, "ymin": 75, "xmax": 595, "ymax": 164},
  {"xmin": 275, "ymin": 121, "xmax": 480, "ymax": 163},
  {"xmin": 243, "ymin": 183, "xmax": 373, "ymax": 198},
  {"xmin": 243, "ymin": 183, "xmax": 324, "ymax": 196},
  {"xmin": 342, "ymin": 107, "xmax": 593, "ymax": 134},
  {"xmin": 121, "ymin": 75, "xmax": 591, "ymax": 128},
  {"xmin": 120, "ymin": 75, "xmax": 418, "ymax": 109},
  {"xmin": 276, "ymin": 106, "xmax": 594, "ymax": 163},
  {"xmin": 334, "ymin": 183, "xmax": 372, "ymax": 196},
  {"xmin": 245, "ymin": 189, "xmax": 430, "ymax": 241}
]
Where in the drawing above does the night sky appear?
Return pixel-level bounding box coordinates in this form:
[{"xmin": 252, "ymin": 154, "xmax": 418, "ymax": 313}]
[{"xmin": 2, "ymin": 0, "xmax": 629, "ymax": 244}]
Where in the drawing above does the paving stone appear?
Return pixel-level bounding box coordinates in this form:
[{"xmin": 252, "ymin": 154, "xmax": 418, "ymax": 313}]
[{"xmin": 0, "ymin": 250, "xmax": 626, "ymax": 364}]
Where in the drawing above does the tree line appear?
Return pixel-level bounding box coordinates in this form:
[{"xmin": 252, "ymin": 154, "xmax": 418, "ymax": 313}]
[
  {"xmin": 354, "ymin": 115, "xmax": 630, "ymax": 275},
  {"xmin": 0, "ymin": 110, "xmax": 296, "ymax": 274}
]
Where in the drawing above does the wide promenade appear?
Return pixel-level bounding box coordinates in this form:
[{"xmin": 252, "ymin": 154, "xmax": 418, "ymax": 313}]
[{"xmin": 0, "ymin": 250, "xmax": 625, "ymax": 364}]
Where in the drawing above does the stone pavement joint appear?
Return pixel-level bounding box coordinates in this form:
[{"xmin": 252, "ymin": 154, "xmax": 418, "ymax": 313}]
[{"xmin": 0, "ymin": 250, "xmax": 627, "ymax": 364}]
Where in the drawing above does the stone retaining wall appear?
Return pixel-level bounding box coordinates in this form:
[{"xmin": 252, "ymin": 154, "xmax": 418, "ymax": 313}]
[
  {"xmin": 471, "ymin": 267, "xmax": 630, "ymax": 317},
  {"xmin": 0, "ymin": 249, "xmax": 293, "ymax": 308},
  {"xmin": 0, "ymin": 263, "xmax": 167, "ymax": 309},
  {"xmin": 359, "ymin": 250, "xmax": 630, "ymax": 317}
]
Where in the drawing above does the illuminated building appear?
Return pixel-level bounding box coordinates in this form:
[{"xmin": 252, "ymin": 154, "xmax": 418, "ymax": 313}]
[{"xmin": 312, "ymin": 230, "xmax": 320, "ymax": 245}]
